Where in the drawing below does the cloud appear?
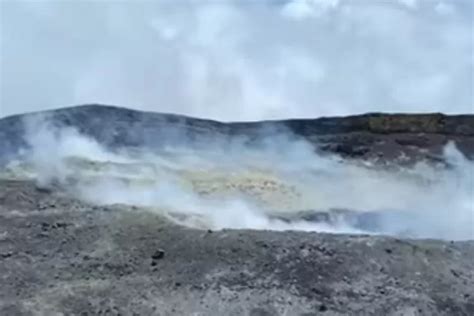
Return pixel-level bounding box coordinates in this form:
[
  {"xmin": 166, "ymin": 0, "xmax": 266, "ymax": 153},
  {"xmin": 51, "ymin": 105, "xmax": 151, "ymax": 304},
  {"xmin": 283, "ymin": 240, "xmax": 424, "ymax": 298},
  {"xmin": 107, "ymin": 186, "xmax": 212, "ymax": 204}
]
[
  {"xmin": 1, "ymin": 0, "xmax": 473, "ymax": 120},
  {"xmin": 282, "ymin": 0, "xmax": 340, "ymax": 19}
]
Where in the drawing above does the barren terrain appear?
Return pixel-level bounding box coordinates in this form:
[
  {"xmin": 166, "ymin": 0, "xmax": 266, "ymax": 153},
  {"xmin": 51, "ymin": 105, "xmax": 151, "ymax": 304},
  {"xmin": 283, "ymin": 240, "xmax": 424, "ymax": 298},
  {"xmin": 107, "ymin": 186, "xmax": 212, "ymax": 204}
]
[{"xmin": 0, "ymin": 105, "xmax": 473, "ymax": 315}]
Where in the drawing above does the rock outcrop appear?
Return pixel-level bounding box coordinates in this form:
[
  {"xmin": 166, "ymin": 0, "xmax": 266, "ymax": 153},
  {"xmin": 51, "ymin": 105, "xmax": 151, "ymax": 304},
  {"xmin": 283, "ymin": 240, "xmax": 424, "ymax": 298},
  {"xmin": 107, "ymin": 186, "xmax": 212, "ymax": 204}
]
[{"xmin": 1, "ymin": 104, "xmax": 473, "ymax": 164}]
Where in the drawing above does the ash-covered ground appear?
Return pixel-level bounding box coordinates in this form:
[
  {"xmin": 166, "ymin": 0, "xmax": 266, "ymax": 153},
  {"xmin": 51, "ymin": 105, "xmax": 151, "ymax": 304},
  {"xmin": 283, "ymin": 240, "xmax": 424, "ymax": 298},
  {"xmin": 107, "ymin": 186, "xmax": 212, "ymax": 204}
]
[{"xmin": 0, "ymin": 105, "xmax": 473, "ymax": 315}]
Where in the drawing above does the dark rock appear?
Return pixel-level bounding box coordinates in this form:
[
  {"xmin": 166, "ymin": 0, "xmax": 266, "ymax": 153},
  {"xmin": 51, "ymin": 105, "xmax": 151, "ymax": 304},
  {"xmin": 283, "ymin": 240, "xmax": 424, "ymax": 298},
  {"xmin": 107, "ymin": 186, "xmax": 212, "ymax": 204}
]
[
  {"xmin": 451, "ymin": 269, "xmax": 461, "ymax": 278},
  {"xmin": 151, "ymin": 249, "xmax": 165, "ymax": 260},
  {"xmin": 0, "ymin": 251, "xmax": 13, "ymax": 259}
]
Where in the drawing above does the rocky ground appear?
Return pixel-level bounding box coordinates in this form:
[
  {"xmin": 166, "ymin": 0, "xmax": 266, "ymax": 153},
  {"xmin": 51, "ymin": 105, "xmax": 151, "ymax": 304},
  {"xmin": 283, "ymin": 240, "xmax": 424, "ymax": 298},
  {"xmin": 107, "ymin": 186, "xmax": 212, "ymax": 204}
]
[
  {"xmin": 0, "ymin": 105, "xmax": 473, "ymax": 315},
  {"xmin": 1, "ymin": 180, "xmax": 473, "ymax": 316}
]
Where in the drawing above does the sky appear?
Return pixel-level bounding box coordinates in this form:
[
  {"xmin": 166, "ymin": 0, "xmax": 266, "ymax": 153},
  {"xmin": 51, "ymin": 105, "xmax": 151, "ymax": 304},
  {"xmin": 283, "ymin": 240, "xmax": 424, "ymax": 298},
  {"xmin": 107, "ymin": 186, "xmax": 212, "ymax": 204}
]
[{"xmin": 0, "ymin": 0, "xmax": 473, "ymax": 120}]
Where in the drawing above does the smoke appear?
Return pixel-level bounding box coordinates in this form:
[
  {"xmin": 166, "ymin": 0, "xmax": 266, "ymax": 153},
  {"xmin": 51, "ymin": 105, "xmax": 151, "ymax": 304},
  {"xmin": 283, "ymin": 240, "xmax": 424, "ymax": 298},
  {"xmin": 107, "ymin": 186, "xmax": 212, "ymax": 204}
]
[
  {"xmin": 21, "ymin": 113, "xmax": 128, "ymax": 186},
  {"xmin": 1, "ymin": 0, "xmax": 473, "ymax": 120},
  {"xmin": 11, "ymin": 115, "xmax": 473, "ymax": 240}
]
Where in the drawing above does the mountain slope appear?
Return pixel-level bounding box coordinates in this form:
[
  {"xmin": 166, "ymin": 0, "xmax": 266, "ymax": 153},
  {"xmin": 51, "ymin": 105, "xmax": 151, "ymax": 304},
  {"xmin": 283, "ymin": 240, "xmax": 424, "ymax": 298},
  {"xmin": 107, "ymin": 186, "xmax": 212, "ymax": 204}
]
[{"xmin": 1, "ymin": 104, "xmax": 473, "ymax": 165}]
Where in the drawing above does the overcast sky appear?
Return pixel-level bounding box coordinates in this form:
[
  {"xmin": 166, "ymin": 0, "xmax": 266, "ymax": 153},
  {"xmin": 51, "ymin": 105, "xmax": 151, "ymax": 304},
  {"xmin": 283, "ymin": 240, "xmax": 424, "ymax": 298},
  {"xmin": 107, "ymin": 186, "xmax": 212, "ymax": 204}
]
[{"xmin": 1, "ymin": 0, "xmax": 472, "ymax": 120}]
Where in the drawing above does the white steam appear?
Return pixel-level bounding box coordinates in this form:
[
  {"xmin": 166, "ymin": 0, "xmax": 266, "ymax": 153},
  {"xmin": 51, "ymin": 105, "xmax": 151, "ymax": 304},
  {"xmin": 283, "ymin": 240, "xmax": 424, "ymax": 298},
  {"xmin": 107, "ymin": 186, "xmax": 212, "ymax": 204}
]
[
  {"xmin": 1, "ymin": 0, "xmax": 473, "ymax": 119},
  {"xmin": 12, "ymin": 117, "xmax": 474, "ymax": 240}
]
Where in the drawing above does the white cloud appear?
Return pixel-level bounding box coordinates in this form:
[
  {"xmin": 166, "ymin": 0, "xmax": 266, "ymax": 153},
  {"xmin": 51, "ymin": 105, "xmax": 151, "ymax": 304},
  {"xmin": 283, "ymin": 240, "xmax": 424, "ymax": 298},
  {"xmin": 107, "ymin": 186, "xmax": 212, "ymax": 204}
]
[
  {"xmin": 397, "ymin": 0, "xmax": 418, "ymax": 9},
  {"xmin": 282, "ymin": 0, "xmax": 340, "ymax": 19},
  {"xmin": 435, "ymin": 1, "xmax": 455, "ymax": 15},
  {"xmin": 1, "ymin": 0, "xmax": 472, "ymax": 120}
]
